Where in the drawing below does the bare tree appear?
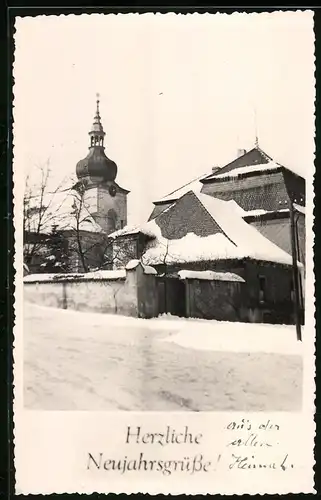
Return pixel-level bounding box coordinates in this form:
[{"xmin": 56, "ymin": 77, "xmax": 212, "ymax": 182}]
[
  {"xmin": 24, "ymin": 166, "xmax": 137, "ymax": 273},
  {"xmin": 65, "ymin": 185, "xmax": 112, "ymax": 272},
  {"xmin": 66, "ymin": 186, "xmax": 136, "ymax": 273},
  {"xmin": 23, "ymin": 160, "xmax": 71, "ymax": 269}
]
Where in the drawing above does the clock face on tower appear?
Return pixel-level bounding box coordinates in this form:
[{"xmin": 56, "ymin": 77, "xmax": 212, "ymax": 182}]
[{"xmin": 109, "ymin": 185, "xmax": 116, "ymax": 197}]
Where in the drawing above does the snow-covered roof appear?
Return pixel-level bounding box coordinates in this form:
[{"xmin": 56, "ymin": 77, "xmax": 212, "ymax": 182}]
[
  {"xmin": 204, "ymin": 159, "xmax": 305, "ymax": 181},
  {"xmin": 142, "ymin": 193, "xmax": 295, "ymax": 267},
  {"xmin": 109, "ymin": 221, "xmax": 158, "ymax": 240},
  {"xmin": 242, "ymin": 208, "xmax": 290, "ymax": 218},
  {"xmin": 109, "ymin": 225, "xmax": 141, "ymax": 239},
  {"xmin": 212, "ymin": 161, "xmax": 281, "ymax": 180},
  {"xmin": 223, "ymin": 201, "xmax": 291, "ymax": 219},
  {"xmin": 178, "ymin": 270, "xmax": 245, "ymax": 282},
  {"xmin": 196, "ymin": 192, "xmax": 294, "ymax": 262},
  {"xmin": 24, "ymin": 269, "xmax": 126, "ymax": 283}
]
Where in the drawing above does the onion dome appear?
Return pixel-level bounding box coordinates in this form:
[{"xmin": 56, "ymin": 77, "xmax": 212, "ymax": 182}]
[{"xmin": 76, "ymin": 94, "xmax": 118, "ymax": 183}]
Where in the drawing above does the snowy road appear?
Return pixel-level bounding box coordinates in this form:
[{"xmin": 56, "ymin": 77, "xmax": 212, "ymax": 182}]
[{"xmin": 24, "ymin": 303, "xmax": 302, "ymax": 411}]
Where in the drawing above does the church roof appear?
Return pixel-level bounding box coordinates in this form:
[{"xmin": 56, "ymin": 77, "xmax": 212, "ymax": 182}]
[
  {"xmin": 76, "ymin": 147, "xmax": 118, "ymax": 183},
  {"xmin": 76, "ymin": 97, "xmax": 118, "ymax": 183}
]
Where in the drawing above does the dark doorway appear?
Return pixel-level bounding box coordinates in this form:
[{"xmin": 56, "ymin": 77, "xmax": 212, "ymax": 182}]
[{"xmin": 157, "ymin": 277, "xmax": 186, "ymax": 317}]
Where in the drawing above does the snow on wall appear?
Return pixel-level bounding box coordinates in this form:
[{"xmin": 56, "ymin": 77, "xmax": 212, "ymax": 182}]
[
  {"xmin": 23, "ymin": 264, "xmax": 160, "ymax": 317},
  {"xmin": 178, "ymin": 270, "xmax": 245, "ymax": 282},
  {"xmin": 24, "ymin": 269, "xmax": 126, "ymax": 283},
  {"xmin": 125, "ymin": 259, "xmax": 157, "ymax": 275},
  {"xmin": 24, "ymin": 270, "xmax": 138, "ymax": 316}
]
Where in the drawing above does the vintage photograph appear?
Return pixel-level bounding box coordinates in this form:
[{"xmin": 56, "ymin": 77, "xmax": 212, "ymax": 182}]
[{"xmin": 15, "ymin": 12, "xmax": 314, "ymax": 415}]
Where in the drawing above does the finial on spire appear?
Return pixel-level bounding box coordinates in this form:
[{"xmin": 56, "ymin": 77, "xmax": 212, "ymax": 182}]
[{"xmin": 96, "ymin": 92, "xmax": 100, "ymax": 114}]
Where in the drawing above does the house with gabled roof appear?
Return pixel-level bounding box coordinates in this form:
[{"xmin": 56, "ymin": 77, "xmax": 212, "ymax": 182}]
[
  {"xmin": 149, "ymin": 145, "xmax": 306, "ymax": 265},
  {"xmin": 110, "ymin": 145, "xmax": 305, "ymax": 323}
]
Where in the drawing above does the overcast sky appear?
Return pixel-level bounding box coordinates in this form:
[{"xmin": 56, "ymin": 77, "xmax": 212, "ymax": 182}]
[{"xmin": 14, "ymin": 11, "xmax": 315, "ymax": 224}]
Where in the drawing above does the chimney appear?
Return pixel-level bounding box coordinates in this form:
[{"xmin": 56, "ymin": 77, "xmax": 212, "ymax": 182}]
[
  {"xmin": 211, "ymin": 166, "xmax": 220, "ymax": 174},
  {"xmin": 237, "ymin": 148, "xmax": 247, "ymax": 158}
]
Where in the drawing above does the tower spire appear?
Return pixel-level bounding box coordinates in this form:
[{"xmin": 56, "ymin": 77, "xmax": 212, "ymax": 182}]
[{"xmin": 89, "ymin": 92, "xmax": 105, "ymax": 148}]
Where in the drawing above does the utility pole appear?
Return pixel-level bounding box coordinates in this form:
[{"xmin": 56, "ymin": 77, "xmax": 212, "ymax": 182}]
[{"xmin": 289, "ymin": 198, "xmax": 302, "ymax": 342}]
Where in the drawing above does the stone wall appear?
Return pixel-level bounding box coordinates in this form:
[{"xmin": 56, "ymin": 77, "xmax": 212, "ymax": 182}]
[
  {"xmin": 24, "ymin": 263, "xmax": 158, "ymax": 318},
  {"xmin": 24, "ymin": 281, "xmax": 67, "ymax": 309}
]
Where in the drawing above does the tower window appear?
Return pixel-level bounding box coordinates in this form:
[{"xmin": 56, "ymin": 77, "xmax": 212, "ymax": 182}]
[{"xmin": 258, "ymin": 275, "xmax": 266, "ymax": 303}]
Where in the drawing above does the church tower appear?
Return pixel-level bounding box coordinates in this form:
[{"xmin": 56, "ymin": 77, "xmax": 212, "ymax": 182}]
[{"xmin": 75, "ymin": 95, "xmax": 129, "ymax": 234}]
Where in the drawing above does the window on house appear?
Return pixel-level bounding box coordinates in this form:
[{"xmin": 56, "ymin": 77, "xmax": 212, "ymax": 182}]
[
  {"xmin": 120, "ymin": 220, "xmax": 124, "ymax": 229},
  {"xmin": 258, "ymin": 275, "xmax": 266, "ymax": 303}
]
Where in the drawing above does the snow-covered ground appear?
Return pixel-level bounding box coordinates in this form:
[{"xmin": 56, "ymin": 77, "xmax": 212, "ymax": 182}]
[{"xmin": 23, "ymin": 303, "xmax": 303, "ymax": 411}]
